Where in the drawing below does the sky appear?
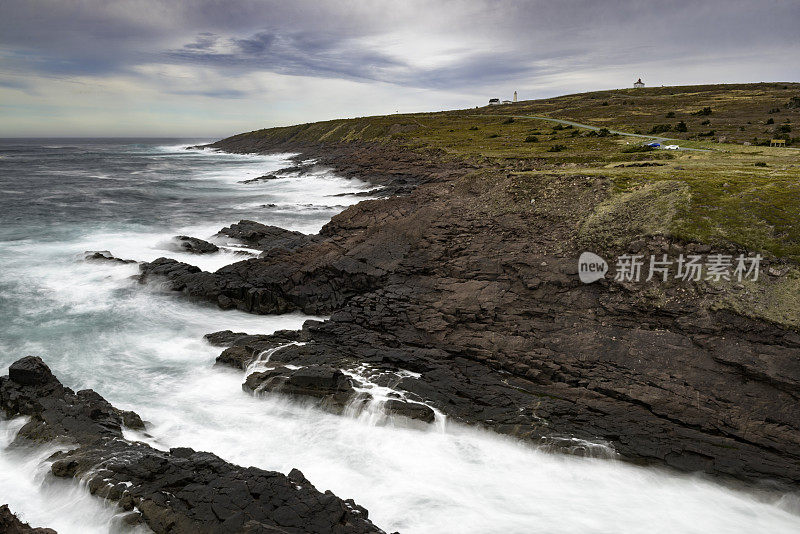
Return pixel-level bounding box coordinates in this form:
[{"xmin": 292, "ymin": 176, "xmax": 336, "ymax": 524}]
[{"xmin": 0, "ymin": 0, "xmax": 798, "ymax": 138}]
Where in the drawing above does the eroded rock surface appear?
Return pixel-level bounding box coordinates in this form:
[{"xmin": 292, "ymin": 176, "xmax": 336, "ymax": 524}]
[
  {"xmin": 218, "ymin": 220, "xmax": 318, "ymax": 252},
  {"xmin": 0, "ymin": 357, "xmax": 384, "ymax": 534},
  {"xmin": 145, "ymin": 139, "xmax": 800, "ymax": 487},
  {"xmin": 243, "ymin": 365, "xmax": 355, "ymax": 410}
]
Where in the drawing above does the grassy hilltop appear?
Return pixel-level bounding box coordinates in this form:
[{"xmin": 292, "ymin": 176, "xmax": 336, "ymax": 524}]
[{"xmin": 220, "ymin": 83, "xmax": 800, "ymax": 265}]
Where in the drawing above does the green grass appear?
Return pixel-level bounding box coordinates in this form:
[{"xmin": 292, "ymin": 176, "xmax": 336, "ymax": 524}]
[{"xmin": 217, "ymin": 83, "xmax": 800, "ymax": 262}]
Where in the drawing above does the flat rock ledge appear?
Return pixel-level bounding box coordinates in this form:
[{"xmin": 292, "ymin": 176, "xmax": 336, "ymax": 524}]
[{"xmin": 0, "ymin": 357, "xmax": 386, "ymax": 534}]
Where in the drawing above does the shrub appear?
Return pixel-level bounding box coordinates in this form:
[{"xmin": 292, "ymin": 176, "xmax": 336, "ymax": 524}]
[
  {"xmin": 778, "ymin": 124, "xmax": 792, "ymax": 133},
  {"xmin": 622, "ymin": 145, "xmax": 655, "ymax": 153},
  {"xmin": 502, "ymin": 117, "xmax": 514, "ymax": 124},
  {"xmin": 666, "ymin": 112, "xmax": 675, "ymax": 118},
  {"xmin": 698, "ymin": 130, "xmax": 716, "ymax": 137},
  {"xmin": 469, "ymin": 126, "xmax": 479, "ymax": 130},
  {"xmin": 786, "ymin": 96, "xmax": 800, "ymax": 108},
  {"xmin": 524, "ymin": 135, "xmax": 538, "ymax": 143},
  {"xmin": 700, "ymin": 119, "xmax": 711, "ymax": 125},
  {"xmin": 547, "ymin": 144, "xmax": 567, "ymax": 152},
  {"xmin": 693, "ymin": 107, "xmax": 713, "ymax": 116},
  {"xmin": 768, "ymin": 107, "xmax": 781, "ymax": 114},
  {"xmin": 601, "ymin": 101, "xmax": 609, "ymax": 106},
  {"xmin": 597, "ymin": 128, "xmax": 611, "ymax": 137},
  {"xmin": 648, "ymin": 124, "xmax": 672, "ymax": 134},
  {"xmin": 488, "ymin": 133, "xmax": 500, "ymax": 138},
  {"xmin": 676, "ymin": 121, "xmax": 688, "ymax": 132},
  {"xmin": 754, "ymin": 162, "xmax": 768, "ymax": 167},
  {"xmin": 766, "ymin": 118, "xmax": 775, "ymax": 124}
]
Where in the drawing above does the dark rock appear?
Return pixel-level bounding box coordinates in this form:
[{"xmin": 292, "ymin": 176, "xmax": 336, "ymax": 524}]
[
  {"xmin": 243, "ymin": 366, "xmax": 354, "ymax": 409},
  {"xmin": 170, "ymin": 138, "xmax": 800, "ymax": 486},
  {"xmin": 217, "ymin": 220, "xmax": 317, "ymax": 252},
  {"xmin": 9, "ymin": 356, "xmax": 55, "ymax": 386},
  {"xmin": 216, "ymin": 346, "xmax": 255, "ymax": 370},
  {"xmin": 383, "ymin": 400, "xmax": 435, "ymax": 424},
  {"xmin": 240, "ymin": 174, "xmax": 280, "ymax": 184},
  {"xmin": 83, "ymin": 250, "xmax": 136, "ymax": 264},
  {"xmin": 0, "ymin": 357, "xmax": 384, "ymax": 534},
  {"xmin": 0, "ymin": 505, "xmax": 56, "ymax": 534},
  {"xmin": 204, "ymin": 330, "xmax": 250, "ymax": 347},
  {"xmin": 173, "ymin": 236, "xmax": 219, "ymax": 254},
  {"xmin": 117, "ymin": 409, "xmax": 146, "ymax": 430}
]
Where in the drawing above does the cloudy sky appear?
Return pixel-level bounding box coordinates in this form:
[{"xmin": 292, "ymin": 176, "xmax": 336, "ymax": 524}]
[{"xmin": 1, "ymin": 0, "xmax": 797, "ymax": 138}]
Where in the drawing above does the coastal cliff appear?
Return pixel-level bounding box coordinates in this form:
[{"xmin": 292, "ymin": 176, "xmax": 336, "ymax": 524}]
[{"xmin": 136, "ymin": 83, "xmax": 800, "ymax": 485}]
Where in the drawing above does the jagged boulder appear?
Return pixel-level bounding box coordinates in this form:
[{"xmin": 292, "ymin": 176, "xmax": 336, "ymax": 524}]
[{"xmin": 173, "ymin": 236, "xmax": 219, "ymax": 254}]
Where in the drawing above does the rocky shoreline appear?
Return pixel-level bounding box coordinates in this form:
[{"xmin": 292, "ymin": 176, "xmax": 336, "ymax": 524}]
[
  {"xmin": 0, "ymin": 357, "xmax": 385, "ymax": 534},
  {"xmin": 138, "ymin": 136, "xmax": 800, "ymax": 488}
]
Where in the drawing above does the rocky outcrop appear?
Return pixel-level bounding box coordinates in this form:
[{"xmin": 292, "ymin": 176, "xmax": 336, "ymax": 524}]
[
  {"xmin": 173, "ymin": 236, "xmax": 219, "ymax": 254},
  {"xmin": 239, "ymin": 173, "xmax": 279, "ymax": 184},
  {"xmin": 218, "ymin": 220, "xmax": 318, "ymax": 252},
  {"xmin": 0, "ymin": 505, "xmax": 56, "ymax": 534},
  {"xmin": 211, "ymin": 329, "xmax": 303, "ymax": 369},
  {"xmin": 383, "ymin": 400, "xmax": 435, "ymax": 424},
  {"xmin": 83, "ymin": 250, "xmax": 136, "ymax": 264},
  {"xmin": 0, "ymin": 357, "xmax": 384, "ymax": 534},
  {"xmin": 159, "ymin": 139, "xmax": 800, "ymax": 487},
  {"xmin": 243, "ymin": 366, "xmax": 355, "ymax": 410}
]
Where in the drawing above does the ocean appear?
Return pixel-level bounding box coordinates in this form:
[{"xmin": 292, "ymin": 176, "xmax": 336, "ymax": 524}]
[{"xmin": 0, "ymin": 139, "xmax": 797, "ymax": 533}]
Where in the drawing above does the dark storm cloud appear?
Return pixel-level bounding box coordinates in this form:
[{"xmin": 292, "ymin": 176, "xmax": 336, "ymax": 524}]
[
  {"xmin": 1, "ymin": 0, "xmax": 797, "ymax": 91},
  {"xmin": 166, "ymin": 30, "xmax": 405, "ymax": 84}
]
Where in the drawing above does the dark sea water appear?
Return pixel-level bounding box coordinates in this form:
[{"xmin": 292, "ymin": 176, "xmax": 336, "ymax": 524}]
[{"xmin": 0, "ymin": 139, "xmax": 798, "ymax": 534}]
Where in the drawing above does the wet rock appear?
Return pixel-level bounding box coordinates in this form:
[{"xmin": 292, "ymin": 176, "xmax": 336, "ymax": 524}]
[
  {"xmin": 0, "ymin": 505, "xmax": 56, "ymax": 534},
  {"xmin": 240, "ymin": 173, "xmax": 280, "ymax": 184},
  {"xmin": 173, "ymin": 236, "xmax": 219, "ymax": 254},
  {"xmin": 83, "ymin": 250, "xmax": 136, "ymax": 264},
  {"xmin": 243, "ymin": 366, "xmax": 355, "ymax": 408},
  {"xmin": 117, "ymin": 409, "xmax": 146, "ymax": 430},
  {"xmin": 0, "ymin": 357, "xmax": 384, "ymax": 534},
  {"xmin": 204, "ymin": 330, "xmax": 250, "ymax": 347},
  {"xmin": 9, "ymin": 356, "xmax": 55, "ymax": 386},
  {"xmin": 383, "ymin": 399, "xmax": 435, "ymax": 424},
  {"xmin": 217, "ymin": 220, "xmax": 317, "ymax": 252},
  {"xmin": 215, "ymin": 346, "xmax": 254, "ymax": 370}
]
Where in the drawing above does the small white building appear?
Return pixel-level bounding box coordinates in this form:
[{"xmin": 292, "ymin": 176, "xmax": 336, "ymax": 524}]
[
  {"xmin": 489, "ymin": 98, "xmax": 501, "ymax": 105},
  {"xmin": 501, "ymin": 100, "xmax": 512, "ymax": 105},
  {"xmin": 634, "ymin": 78, "xmax": 645, "ymax": 88}
]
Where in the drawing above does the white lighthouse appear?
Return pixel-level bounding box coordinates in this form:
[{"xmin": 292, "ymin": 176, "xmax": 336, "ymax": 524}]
[{"xmin": 513, "ymin": 90, "xmax": 518, "ymax": 103}]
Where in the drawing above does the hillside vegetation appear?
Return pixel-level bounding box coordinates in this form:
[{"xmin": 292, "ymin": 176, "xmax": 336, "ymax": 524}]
[{"xmin": 217, "ymin": 82, "xmax": 800, "ymax": 264}]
